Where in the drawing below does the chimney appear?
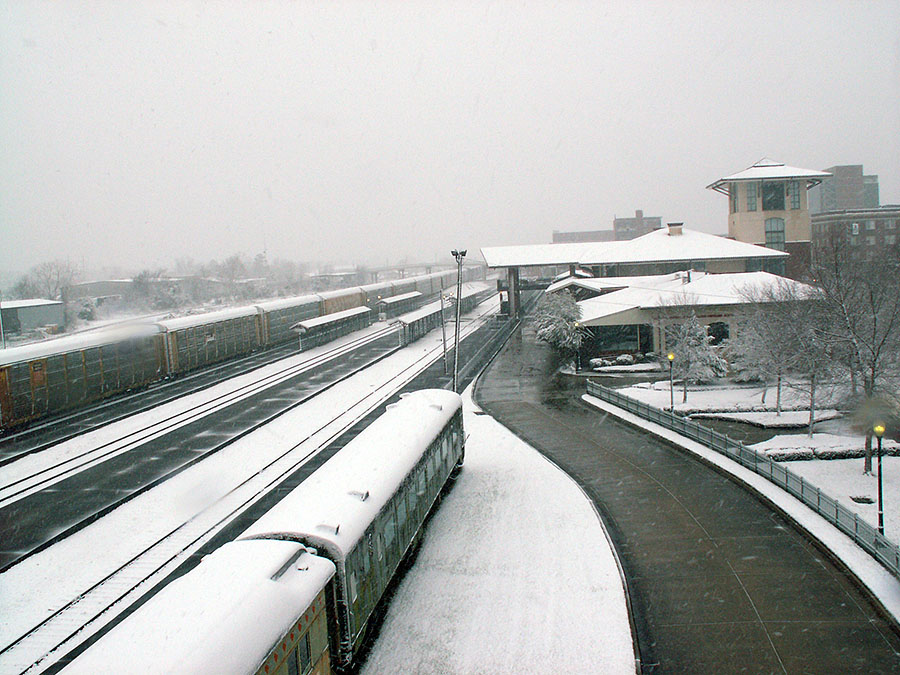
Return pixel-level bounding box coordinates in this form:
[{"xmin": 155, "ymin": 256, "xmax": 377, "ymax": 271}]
[{"xmin": 667, "ymin": 222, "xmax": 683, "ymax": 236}]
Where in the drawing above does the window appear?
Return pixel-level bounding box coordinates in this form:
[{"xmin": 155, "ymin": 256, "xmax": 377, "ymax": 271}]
[
  {"xmin": 866, "ymin": 236, "xmax": 876, "ymax": 246},
  {"xmin": 765, "ymin": 218, "xmax": 785, "ymax": 251},
  {"xmin": 887, "ymin": 234, "xmax": 896, "ymax": 245},
  {"xmin": 746, "ymin": 182, "xmax": 757, "ymax": 211},
  {"xmin": 887, "ymin": 220, "xmax": 897, "ymax": 230},
  {"xmin": 851, "ymin": 222, "xmax": 860, "ymax": 235},
  {"xmin": 730, "ymin": 183, "xmax": 739, "ymax": 213},
  {"xmin": 788, "ymin": 181, "xmax": 800, "ymax": 209},
  {"xmin": 762, "ymin": 182, "xmax": 785, "ymax": 211},
  {"xmin": 865, "ymin": 220, "xmax": 876, "ymax": 230}
]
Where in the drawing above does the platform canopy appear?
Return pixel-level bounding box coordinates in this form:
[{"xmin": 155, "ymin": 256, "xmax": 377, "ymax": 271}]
[
  {"xmin": 706, "ymin": 158, "xmax": 831, "ymax": 195},
  {"xmin": 480, "ymin": 226, "xmax": 786, "ymax": 270}
]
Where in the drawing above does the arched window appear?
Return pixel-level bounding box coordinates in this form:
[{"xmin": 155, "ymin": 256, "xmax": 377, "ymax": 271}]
[{"xmin": 765, "ymin": 218, "xmax": 785, "ymax": 251}]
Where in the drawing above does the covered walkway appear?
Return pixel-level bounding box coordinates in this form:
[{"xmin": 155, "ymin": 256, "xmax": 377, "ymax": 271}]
[{"xmin": 474, "ymin": 324, "xmax": 900, "ymax": 673}]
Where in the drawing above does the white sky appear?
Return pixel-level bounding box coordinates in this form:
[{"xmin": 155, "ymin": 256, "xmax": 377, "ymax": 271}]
[{"xmin": 2, "ymin": 1, "xmax": 898, "ymax": 277}]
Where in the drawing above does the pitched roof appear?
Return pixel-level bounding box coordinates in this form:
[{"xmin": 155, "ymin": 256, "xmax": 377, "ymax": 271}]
[
  {"xmin": 480, "ymin": 226, "xmax": 786, "ymax": 269},
  {"xmin": 706, "ymin": 158, "xmax": 831, "ymax": 194}
]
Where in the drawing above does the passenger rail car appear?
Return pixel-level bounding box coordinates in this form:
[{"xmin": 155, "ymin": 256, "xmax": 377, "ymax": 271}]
[
  {"xmin": 240, "ymin": 388, "xmax": 464, "ymax": 670},
  {"xmin": 0, "ymin": 268, "xmax": 486, "ymax": 430},
  {"xmin": 62, "ymin": 389, "xmax": 464, "ymax": 675},
  {"xmin": 65, "ymin": 540, "xmax": 337, "ymax": 675}
]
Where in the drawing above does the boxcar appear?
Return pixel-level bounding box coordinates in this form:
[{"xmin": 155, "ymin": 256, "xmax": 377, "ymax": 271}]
[
  {"xmin": 317, "ymin": 288, "xmax": 365, "ymax": 316},
  {"xmin": 159, "ymin": 306, "xmax": 263, "ymax": 376},
  {"xmin": 257, "ymin": 295, "xmax": 322, "ymax": 347},
  {"xmin": 0, "ymin": 324, "xmax": 165, "ymax": 430},
  {"xmin": 239, "ymin": 389, "xmax": 464, "ymax": 671},
  {"xmin": 64, "ymin": 540, "xmax": 337, "ymax": 675},
  {"xmin": 358, "ymin": 281, "xmax": 396, "ymax": 309}
]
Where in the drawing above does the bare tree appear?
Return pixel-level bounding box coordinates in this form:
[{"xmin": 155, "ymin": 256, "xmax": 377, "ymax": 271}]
[
  {"xmin": 12, "ymin": 260, "xmax": 80, "ymax": 300},
  {"xmin": 812, "ymin": 231, "xmax": 900, "ymax": 469},
  {"xmin": 722, "ymin": 313, "xmax": 788, "ymax": 413}
]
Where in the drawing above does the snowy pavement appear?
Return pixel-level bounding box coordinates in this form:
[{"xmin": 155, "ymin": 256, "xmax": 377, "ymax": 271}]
[
  {"xmin": 583, "ymin": 393, "xmax": 900, "ymax": 627},
  {"xmin": 360, "ymin": 388, "xmax": 636, "ymax": 675}
]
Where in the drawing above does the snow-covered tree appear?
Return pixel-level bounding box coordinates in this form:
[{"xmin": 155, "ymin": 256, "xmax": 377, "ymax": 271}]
[
  {"xmin": 665, "ymin": 313, "xmax": 728, "ymax": 403},
  {"xmin": 533, "ymin": 291, "xmax": 587, "ymax": 363}
]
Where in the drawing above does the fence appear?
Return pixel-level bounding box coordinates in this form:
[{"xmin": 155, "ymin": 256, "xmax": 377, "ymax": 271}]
[{"xmin": 585, "ymin": 380, "xmax": 900, "ymax": 579}]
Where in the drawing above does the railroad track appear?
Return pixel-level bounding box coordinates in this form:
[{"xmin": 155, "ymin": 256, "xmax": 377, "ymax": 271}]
[
  {"xmin": 0, "ymin": 299, "xmax": 500, "ymax": 675},
  {"xmin": 0, "ymin": 325, "xmax": 398, "ymax": 508}
]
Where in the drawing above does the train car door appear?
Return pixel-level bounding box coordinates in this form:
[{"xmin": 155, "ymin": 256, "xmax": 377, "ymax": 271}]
[
  {"xmin": 0, "ymin": 367, "xmax": 10, "ymax": 427},
  {"xmin": 30, "ymin": 359, "xmax": 49, "ymax": 416}
]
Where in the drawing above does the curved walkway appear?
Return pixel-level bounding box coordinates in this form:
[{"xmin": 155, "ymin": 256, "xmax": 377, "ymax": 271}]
[{"xmin": 475, "ymin": 325, "xmax": 900, "ymax": 673}]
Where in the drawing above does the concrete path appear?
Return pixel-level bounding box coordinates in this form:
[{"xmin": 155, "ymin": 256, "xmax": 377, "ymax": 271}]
[{"xmin": 475, "ymin": 325, "xmax": 900, "ymax": 674}]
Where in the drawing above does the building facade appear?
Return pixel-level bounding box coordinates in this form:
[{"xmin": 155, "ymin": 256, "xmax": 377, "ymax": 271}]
[
  {"xmin": 808, "ymin": 165, "xmax": 879, "ymax": 214},
  {"xmin": 811, "ymin": 206, "xmax": 900, "ymax": 262},
  {"xmin": 613, "ymin": 209, "xmax": 661, "ymax": 240},
  {"xmin": 551, "ymin": 229, "xmax": 616, "ymax": 243}
]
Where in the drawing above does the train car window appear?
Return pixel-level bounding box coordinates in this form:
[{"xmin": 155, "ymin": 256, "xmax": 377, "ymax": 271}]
[
  {"xmin": 288, "ymin": 645, "xmax": 299, "ymax": 675},
  {"xmin": 298, "ymin": 632, "xmax": 311, "ymax": 672},
  {"xmin": 348, "ymin": 569, "xmax": 358, "ymax": 603},
  {"xmin": 384, "ymin": 509, "xmax": 397, "ymax": 550},
  {"xmin": 397, "ymin": 494, "xmax": 407, "ymax": 527},
  {"xmin": 376, "ymin": 533, "xmax": 384, "ymax": 561}
]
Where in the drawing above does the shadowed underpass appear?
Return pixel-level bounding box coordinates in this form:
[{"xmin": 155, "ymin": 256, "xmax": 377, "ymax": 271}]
[{"xmin": 475, "ymin": 324, "xmax": 900, "ymax": 674}]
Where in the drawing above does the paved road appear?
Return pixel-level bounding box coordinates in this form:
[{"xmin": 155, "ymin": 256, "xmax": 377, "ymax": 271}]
[{"xmin": 475, "ymin": 324, "xmax": 900, "ymax": 674}]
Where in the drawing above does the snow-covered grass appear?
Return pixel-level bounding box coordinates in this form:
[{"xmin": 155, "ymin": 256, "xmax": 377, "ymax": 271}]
[
  {"xmin": 360, "ymin": 389, "xmax": 635, "ymax": 674},
  {"xmin": 752, "ymin": 431, "xmax": 900, "ymax": 461},
  {"xmin": 691, "ymin": 409, "xmax": 842, "ymax": 428},
  {"xmin": 619, "ymin": 379, "xmax": 834, "ymax": 415}
]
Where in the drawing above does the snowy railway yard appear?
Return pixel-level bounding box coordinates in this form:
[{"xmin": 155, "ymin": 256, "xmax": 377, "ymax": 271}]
[{"xmin": 3, "ymin": 300, "xmax": 900, "ymax": 673}]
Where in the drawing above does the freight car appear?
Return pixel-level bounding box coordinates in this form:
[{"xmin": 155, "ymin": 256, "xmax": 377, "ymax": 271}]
[
  {"xmin": 0, "ymin": 324, "xmax": 165, "ymax": 429},
  {"xmin": 0, "ymin": 268, "xmax": 487, "ymax": 431},
  {"xmin": 64, "ymin": 389, "xmax": 465, "ymax": 675}
]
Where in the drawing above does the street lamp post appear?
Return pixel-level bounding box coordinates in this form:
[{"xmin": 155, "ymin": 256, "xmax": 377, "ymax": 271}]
[
  {"xmin": 667, "ymin": 351, "xmax": 675, "ymax": 411},
  {"xmin": 451, "ymin": 249, "xmax": 466, "ymax": 392},
  {"xmin": 875, "ymin": 423, "xmax": 886, "ymax": 536},
  {"xmin": 439, "ymin": 279, "xmax": 448, "ymax": 375}
]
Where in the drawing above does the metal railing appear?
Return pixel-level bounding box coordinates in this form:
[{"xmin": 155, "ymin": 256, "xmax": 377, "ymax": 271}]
[{"xmin": 586, "ymin": 380, "xmax": 900, "ymax": 579}]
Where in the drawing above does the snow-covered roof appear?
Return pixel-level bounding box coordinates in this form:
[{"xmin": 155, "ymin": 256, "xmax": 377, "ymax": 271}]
[
  {"xmin": 575, "ymin": 270, "xmax": 813, "ymax": 326},
  {"xmin": 254, "ymin": 294, "xmax": 322, "ymax": 312},
  {"xmin": 64, "ymin": 540, "xmax": 334, "ymax": 674},
  {"xmin": 239, "ymin": 389, "xmax": 462, "ymax": 557},
  {"xmin": 481, "ymin": 226, "xmax": 786, "ymax": 269},
  {"xmin": 706, "ymin": 158, "xmax": 831, "ymax": 194},
  {"xmin": 157, "ymin": 305, "xmax": 261, "ymax": 331},
  {"xmin": 377, "ymin": 291, "xmax": 422, "ymax": 306},
  {"xmin": 0, "ymin": 298, "xmax": 63, "ymax": 309},
  {"xmin": 0, "ymin": 323, "xmax": 163, "ymax": 366},
  {"xmin": 291, "ymin": 305, "xmax": 370, "ymax": 331}
]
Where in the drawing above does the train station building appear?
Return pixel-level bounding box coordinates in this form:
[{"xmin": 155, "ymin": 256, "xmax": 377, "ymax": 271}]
[{"xmin": 480, "ymin": 223, "xmax": 788, "ymax": 318}]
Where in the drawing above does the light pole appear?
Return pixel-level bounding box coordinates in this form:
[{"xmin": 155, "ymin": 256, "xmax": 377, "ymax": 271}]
[
  {"xmin": 667, "ymin": 351, "xmax": 675, "ymax": 411},
  {"xmin": 875, "ymin": 423, "xmax": 886, "ymax": 536},
  {"xmin": 451, "ymin": 249, "xmax": 466, "ymax": 392},
  {"xmin": 439, "ymin": 279, "xmax": 448, "ymax": 375}
]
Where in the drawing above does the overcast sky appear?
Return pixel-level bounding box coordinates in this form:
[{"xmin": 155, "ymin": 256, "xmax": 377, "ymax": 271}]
[{"xmin": 2, "ymin": 1, "xmax": 898, "ymax": 278}]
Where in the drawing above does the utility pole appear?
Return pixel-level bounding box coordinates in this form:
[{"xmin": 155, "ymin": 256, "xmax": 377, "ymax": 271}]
[
  {"xmin": 451, "ymin": 249, "xmax": 466, "ymax": 392},
  {"xmin": 439, "ymin": 279, "xmax": 448, "ymax": 375}
]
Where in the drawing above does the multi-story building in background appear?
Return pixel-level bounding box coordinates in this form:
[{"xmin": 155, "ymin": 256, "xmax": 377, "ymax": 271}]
[
  {"xmin": 613, "ymin": 209, "xmax": 661, "ymax": 240},
  {"xmin": 552, "ymin": 228, "xmax": 616, "ymax": 243},
  {"xmin": 706, "ymin": 158, "xmax": 831, "ymax": 277},
  {"xmin": 808, "ymin": 165, "xmax": 879, "ymax": 214},
  {"xmin": 811, "ymin": 205, "xmax": 900, "ymax": 262}
]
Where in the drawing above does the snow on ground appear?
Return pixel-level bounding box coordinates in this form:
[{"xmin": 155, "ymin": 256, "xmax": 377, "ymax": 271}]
[
  {"xmin": 784, "ymin": 456, "xmax": 900, "ymax": 541},
  {"xmin": 619, "ymin": 380, "xmax": 829, "ymax": 415},
  {"xmin": 752, "ymin": 431, "xmax": 900, "ymax": 460},
  {"xmin": 690, "ymin": 409, "xmax": 841, "ymax": 428},
  {"xmin": 1, "ymin": 305, "xmax": 492, "ymax": 647},
  {"xmin": 583, "ymin": 394, "xmax": 900, "ymax": 627},
  {"xmin": 361, "ymin": 388, "xmax": 635, "ymax": 675}
]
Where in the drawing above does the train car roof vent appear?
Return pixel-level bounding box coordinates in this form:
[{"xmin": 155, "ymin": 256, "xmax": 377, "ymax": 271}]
[
  {"xmin": 317, "ymin": 523, "xmax": 340, "ymax": 535},
  {"xmin": 348, "ymin": 490, "xmax": 370, "ymax": 501}
]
